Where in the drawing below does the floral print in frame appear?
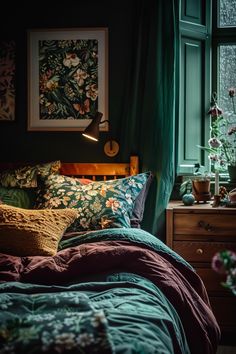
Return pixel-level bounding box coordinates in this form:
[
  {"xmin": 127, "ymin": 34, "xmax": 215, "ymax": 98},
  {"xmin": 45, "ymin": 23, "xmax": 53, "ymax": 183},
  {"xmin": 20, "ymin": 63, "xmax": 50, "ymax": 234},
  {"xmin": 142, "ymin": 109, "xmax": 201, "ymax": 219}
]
[
  {"xmin": 28, "ymin": 28, "xmax": 108, "ymax": 131},
  {"xmin": 0, "ymin": 40, "xmax": 15, "ymax": 121}
]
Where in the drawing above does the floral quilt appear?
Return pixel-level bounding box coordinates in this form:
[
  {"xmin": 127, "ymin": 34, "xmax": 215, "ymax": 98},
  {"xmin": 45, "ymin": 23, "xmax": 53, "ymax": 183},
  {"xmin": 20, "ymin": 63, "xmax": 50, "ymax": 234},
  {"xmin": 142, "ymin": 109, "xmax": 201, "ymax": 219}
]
[{"xmin": 0, "ymin": 290, "xmax": 112, "ymax": 354}]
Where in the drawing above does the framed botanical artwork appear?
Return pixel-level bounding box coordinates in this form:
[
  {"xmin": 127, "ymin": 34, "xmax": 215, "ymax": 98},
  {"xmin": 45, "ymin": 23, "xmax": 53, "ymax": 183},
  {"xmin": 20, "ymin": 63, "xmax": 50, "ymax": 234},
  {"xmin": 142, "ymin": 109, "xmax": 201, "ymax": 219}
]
[
  {"xmin": 27, "ymin": 28, "xmax": 108, "ymax": 131},
  {"xmin": 0, "ymin": 40, "xmax": 16, "ymax": 121}
]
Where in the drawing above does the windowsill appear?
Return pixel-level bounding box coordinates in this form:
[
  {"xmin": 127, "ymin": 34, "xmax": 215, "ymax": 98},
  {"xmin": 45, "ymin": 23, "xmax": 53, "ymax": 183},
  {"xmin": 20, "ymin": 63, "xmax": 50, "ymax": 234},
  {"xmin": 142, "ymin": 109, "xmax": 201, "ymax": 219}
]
[
  {"xmin": 176, "ymin": 172, "xmax": 232, "ymax": 182},
  {"xmin": 172, "ymin": 176, "xmax": 236, "ymax": 201}
]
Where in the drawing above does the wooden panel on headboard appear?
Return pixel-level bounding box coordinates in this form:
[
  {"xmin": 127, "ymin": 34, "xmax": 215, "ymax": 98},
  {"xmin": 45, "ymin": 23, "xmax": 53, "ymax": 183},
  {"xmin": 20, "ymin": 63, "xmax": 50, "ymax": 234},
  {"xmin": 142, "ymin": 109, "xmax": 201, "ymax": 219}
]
[{"xmin": 60, "ymin": 156, "xmax": 139, "ymax": 180}]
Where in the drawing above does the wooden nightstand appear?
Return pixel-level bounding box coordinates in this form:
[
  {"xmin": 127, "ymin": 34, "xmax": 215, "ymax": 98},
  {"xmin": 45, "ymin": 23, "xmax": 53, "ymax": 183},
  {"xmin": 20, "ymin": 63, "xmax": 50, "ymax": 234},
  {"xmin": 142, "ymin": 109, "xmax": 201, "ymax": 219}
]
[{"xmin": 166, "ymin": 201, "xmax": 236, "ymax": 342}]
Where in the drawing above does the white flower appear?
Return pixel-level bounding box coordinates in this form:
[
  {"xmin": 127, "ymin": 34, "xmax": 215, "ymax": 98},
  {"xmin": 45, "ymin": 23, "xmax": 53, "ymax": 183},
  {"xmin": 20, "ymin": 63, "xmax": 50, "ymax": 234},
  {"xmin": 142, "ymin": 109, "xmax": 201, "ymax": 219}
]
[
  {"xmin": 63, "ymin": 53, "xmax": 80, "ymax": 68},
  {"xmin": 76, "ymin": 333, "xmax": 94, "ymax": 347},
  {"xmin": 54, "ymin": 333, "xmax": 76, "ymax": 353}
]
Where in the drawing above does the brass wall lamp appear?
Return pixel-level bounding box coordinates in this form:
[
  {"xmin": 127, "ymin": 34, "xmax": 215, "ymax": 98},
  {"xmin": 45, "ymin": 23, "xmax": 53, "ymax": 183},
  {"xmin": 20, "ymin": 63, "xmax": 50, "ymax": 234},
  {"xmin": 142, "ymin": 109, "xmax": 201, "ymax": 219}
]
[{"xmin": 82, "ymin": 112, "xmax": 119, "ymax": 157}]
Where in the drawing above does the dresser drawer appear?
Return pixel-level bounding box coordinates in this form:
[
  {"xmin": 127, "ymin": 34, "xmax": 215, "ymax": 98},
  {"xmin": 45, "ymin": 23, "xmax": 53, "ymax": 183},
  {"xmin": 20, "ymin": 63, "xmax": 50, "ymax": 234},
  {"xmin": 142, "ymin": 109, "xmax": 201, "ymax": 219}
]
[
  {"xmin": 196, "ymin": 268, "xmax": 232, "ymax": 294},
  {"xmin": 173, "ymin": 241, "xmax": 236, "ymax": 263},
  {"xmin": 174, "ymin": 213, "xmax": 236, "ymax": 236}
]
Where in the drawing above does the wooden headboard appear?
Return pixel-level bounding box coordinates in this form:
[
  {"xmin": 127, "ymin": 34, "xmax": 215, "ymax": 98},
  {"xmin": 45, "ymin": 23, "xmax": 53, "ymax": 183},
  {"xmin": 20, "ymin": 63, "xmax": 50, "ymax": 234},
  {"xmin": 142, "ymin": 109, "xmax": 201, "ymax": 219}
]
[
  {"xmin": 0, "ymin": 156, "xmax": 139, "ymax": 181},
  {"xmin": 60, "ymin": 156, "xmax": 139, "ymax": 180}
]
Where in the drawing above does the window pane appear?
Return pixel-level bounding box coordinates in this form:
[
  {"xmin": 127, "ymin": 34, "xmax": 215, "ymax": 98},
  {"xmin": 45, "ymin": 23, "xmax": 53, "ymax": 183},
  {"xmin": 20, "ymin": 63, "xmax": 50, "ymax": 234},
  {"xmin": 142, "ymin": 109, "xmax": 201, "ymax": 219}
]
[
  {"xmin": 219, "ymin": 0, "xmax": 236, "ymax": 27},
  {"xmin": 218, "ymin": 45, "xmax": 236, "ymax": 167},
  {"xmin": 219, "ymin": 45, "xmax": 236, "ymax": 112}
]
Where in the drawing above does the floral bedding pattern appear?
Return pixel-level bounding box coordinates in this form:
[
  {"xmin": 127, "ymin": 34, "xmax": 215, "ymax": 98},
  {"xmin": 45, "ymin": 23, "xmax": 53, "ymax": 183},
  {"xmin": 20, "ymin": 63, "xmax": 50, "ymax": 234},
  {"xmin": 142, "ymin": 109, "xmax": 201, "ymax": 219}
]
[{"xmin": 0, "ymin": 291, "xmax": 113, "ymax": 354}]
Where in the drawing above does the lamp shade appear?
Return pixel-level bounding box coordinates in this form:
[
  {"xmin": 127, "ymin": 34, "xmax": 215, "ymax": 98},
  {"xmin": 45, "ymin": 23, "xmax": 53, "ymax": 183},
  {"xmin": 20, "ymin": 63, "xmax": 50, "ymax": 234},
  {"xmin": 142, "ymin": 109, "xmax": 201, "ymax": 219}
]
[{"xmin": 82, "ymin": 112, "xmax": 103, "ymax": 141}]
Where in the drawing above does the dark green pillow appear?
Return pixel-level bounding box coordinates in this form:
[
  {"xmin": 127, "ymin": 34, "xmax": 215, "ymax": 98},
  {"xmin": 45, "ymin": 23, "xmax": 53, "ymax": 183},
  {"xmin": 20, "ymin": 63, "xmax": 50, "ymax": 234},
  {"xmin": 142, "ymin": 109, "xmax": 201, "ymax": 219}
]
[{"xmin": 0, "ymin": 187, "xmax": 36, "ymax": 209}]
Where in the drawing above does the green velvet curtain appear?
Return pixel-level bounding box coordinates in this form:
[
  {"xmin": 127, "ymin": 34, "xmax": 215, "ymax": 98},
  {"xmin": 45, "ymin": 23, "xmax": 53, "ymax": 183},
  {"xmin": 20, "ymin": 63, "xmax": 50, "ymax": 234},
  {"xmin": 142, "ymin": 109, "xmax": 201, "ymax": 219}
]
[{"xmin": 118, "ymin": 0, "xmax": 179, "ymax": 240}]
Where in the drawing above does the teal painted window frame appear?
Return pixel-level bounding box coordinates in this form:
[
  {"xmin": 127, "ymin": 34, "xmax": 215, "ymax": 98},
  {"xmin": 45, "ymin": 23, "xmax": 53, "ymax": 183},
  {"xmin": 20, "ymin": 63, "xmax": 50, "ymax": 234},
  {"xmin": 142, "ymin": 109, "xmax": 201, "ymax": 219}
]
[
  {"xmin": 178, "ymin": 0, "xmax": 236, "ymax": 180},
  {"xmin": 178, "ymin": 0, "xmax": 212, "ymax": 176}
]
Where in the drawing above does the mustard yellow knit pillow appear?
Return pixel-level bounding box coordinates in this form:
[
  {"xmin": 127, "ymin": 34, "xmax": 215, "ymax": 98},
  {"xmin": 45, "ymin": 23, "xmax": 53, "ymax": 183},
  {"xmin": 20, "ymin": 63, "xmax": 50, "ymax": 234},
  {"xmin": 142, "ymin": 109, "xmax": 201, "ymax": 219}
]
[{"xmin": 0, "ymin": 204, "xmax": 78, "ymax": 256}]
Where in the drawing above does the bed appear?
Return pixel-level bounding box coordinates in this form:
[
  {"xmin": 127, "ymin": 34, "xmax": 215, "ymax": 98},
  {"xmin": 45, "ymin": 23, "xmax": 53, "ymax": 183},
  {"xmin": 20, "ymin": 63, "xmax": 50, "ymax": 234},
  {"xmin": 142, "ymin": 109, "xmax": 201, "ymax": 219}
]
[{"xmin": 0, "ymin": 156, "xmax": 220, "ymax": 354}]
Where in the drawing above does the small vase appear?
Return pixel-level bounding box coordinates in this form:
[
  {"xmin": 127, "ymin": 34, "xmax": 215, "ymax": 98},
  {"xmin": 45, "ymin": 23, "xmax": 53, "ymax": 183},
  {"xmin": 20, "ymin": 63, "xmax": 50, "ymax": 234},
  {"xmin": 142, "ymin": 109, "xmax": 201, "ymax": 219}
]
[
  {"xmin": 182, "ymin": 193, "xmax": 195, "ymax": 206},
  {"xmin": 228, "ymin": 165, "xmax": 236, "ymax": 183}
]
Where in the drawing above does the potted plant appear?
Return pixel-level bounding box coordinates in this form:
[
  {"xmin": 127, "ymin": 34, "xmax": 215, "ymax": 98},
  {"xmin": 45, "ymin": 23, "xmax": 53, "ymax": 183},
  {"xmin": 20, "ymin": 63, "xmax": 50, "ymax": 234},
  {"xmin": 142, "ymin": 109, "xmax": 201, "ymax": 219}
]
[{"xmin": 180, "ymin": 173, "xmax": 211, "ymax": 204}]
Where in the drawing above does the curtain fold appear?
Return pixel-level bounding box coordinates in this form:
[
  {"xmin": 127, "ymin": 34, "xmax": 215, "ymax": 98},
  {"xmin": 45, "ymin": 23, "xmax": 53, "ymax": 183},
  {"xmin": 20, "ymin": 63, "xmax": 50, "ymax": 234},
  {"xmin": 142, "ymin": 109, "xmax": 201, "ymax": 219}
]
[{"xmin": 118, "ymin": 0, "xmax": 179, "ymax": 240}]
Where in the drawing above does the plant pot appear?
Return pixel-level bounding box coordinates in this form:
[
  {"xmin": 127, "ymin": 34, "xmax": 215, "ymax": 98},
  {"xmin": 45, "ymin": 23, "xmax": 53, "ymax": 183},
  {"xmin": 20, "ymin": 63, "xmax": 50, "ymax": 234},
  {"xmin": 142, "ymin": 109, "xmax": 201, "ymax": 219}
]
[
  {"xmin": 228, "ymin": 165, "xmax": 236, "ymax": 183},
  {"xmin": 192, "ymin": 179, "xmax": 211, "ymax": 203}
]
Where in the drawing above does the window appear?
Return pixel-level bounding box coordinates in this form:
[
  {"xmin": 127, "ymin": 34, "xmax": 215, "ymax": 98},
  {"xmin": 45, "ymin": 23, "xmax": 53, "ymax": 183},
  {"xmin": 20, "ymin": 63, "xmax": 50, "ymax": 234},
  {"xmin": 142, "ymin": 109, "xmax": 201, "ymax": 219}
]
[
  {"xmin": 213, "ymin": 0, "xmax": 236, "ymax": 108},
  {"xmin": 212, "ymin": 0, "xmax": 236, "ymax": 172},
  {"xmin": 178, "ymin": 0, "xmax": 236, "ymax": 176}
]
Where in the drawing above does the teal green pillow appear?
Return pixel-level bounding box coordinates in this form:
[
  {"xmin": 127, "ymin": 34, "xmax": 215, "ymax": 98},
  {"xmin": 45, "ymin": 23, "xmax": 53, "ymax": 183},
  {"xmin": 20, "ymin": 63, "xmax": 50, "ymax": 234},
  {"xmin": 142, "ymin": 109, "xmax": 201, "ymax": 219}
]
[
  {"xmin": 0, "ymin": 187, "xmax": 36, "ymax": 209},
  {"xmin": 36, "ymin": 172, "xmax": 151, "ymax": 231}
]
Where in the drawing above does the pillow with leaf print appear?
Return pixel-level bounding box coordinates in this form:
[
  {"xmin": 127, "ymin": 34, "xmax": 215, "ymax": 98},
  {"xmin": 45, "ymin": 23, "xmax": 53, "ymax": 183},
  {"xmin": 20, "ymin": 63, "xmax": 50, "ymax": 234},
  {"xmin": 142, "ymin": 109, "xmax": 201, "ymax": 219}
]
[
  {"xmin": 36, "ymin": 172, "xmax": 152, "ymax": 231},
  {"xmin": 0, "ymin": 161, "xmax": 61, "ymax": 188},
  {"xmin": 0, "ymin": 186, "xmax": 36, "ymax": 209}
]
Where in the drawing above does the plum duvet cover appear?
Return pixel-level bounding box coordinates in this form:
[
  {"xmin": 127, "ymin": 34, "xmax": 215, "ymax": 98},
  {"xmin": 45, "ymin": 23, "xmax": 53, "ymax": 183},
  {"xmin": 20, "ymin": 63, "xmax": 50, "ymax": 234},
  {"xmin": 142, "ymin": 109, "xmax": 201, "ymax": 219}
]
[{"xmin": 0, "ymin": 228, "xmax": 220, "ymax": 354}]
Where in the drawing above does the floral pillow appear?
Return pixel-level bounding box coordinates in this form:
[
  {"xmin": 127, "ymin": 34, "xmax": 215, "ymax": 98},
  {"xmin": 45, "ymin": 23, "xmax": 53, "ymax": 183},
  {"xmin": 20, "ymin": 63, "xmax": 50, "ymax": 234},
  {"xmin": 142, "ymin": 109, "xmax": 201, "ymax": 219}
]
[
  {"xmin": 0, "ymin": 161, "xmax": 61, "ymax": 188},
  {"xmin": 0, "ymin": 166, "xmax": 38, "ymax": 188},
  {"xmin": 72, "ymin": 173, "xmax": 153, "ymax": 228},
  {"xmin": 36, "ymin": 172, "xmax": 151, "ymax": 231}
]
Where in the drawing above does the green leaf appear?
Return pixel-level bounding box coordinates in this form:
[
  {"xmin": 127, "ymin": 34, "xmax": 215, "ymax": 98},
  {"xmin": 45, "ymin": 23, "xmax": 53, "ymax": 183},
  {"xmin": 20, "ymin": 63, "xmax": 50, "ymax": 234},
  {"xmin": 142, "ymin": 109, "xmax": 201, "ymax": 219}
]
[{"xmin": 197, "ymin": 145, "xmax": 216, "ymax": 154}]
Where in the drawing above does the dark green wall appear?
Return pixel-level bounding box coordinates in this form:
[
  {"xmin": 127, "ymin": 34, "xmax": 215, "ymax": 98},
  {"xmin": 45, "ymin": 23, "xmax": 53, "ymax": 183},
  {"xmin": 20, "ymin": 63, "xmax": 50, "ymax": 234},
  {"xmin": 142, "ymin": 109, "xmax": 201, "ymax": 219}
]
[{"xmin": 0, "ymin": 0, "xmax": 136, "ymax": 163}]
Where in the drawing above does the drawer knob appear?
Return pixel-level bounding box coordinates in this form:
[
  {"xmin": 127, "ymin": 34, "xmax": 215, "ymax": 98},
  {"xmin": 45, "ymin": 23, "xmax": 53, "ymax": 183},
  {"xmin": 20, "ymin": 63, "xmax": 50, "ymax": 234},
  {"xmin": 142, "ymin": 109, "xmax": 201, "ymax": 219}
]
[
  {"xmin": 196, "ymin": 248, "xmax": 204, "ymax": 255},
  {"xmin": 198, "ymin": 220, "xmax": 213, "ymax": 232}
]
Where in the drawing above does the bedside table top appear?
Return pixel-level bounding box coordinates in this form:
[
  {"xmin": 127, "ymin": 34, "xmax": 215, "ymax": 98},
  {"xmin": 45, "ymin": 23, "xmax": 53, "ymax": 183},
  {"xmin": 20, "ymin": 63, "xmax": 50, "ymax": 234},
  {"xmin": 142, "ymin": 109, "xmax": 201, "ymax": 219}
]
[{"xmin": 167, "ymin": 200, "xmax": 236, "ymax": 213}]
